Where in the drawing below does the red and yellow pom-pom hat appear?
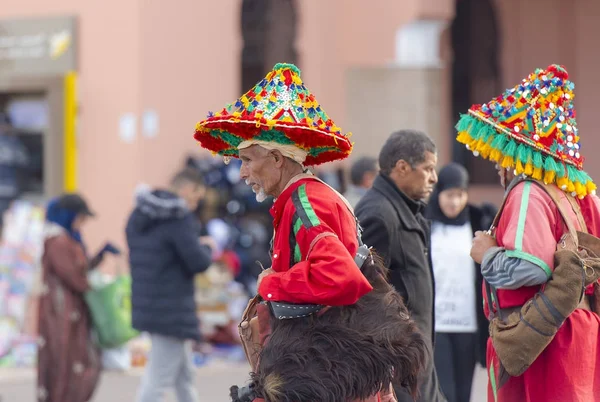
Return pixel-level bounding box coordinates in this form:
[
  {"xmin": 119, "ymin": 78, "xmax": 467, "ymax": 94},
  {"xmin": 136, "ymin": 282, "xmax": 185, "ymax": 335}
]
[
  {"xmin": 194, "ymin": 63, "xmax": 353, "ymax": 166},
  {"xmin": 455, "ymin": 64, "xmax": 596, "ymax": 198}
]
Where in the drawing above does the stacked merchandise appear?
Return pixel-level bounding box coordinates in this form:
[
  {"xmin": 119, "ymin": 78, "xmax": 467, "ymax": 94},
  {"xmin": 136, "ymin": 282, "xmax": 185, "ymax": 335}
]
[
  {"xmin": 0, "ymin": 200, "xmax": 45, "ymax": 367},
  {"xmin": 194, "ymin": 247, "xmax": 249, "ymax": 364}
]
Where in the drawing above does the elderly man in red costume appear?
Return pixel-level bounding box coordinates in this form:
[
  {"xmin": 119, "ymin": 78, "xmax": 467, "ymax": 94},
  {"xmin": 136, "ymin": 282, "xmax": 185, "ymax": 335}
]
[
  {"xmin": 456, "ymin": 64, "xmax": 600, "ymax": 402},
  {"xmin": 193, "ymin": 63, "xmax": 426, "ymax": 402}
]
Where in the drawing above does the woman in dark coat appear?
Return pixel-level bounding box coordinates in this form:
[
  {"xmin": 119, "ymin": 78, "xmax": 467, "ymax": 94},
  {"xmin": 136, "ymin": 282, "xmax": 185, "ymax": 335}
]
[
  {"xmin": 37, "ymin": 194, "xmax": 118, "ymax": 402},
  {"xmin": 425, "ymin": 163, "xmax": 497, "ymax": 402}
]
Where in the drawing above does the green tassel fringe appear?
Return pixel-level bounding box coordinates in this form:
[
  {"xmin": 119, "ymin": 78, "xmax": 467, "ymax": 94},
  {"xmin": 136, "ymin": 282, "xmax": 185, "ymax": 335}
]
[
  {"xmin": 544, "ymin": 156, "xmax": 560, "ymax": 176},
  {"xmin": 456, "ymin": 112, "xmax": 593, "ymax": 189},
  {"xmin": 533, "ymin": 151, "xmax": 544, "ymax": 169},
  {"xmin": 503, "ymin": 140, "xmax": 517, "ymax": 159},
  {"xmin": 490, "ymin": 134, "xmax": 507, "ymax": 151}
]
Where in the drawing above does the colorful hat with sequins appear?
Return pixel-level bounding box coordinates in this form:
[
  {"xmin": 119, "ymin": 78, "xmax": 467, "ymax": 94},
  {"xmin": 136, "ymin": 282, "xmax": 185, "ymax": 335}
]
[
  {"xmin": 455, "ymin": 64, "xmax": 596, "ymax": 198},
  {"xmin": 194, "ymin": 63, "xmax": 353, "ymax": 166}
]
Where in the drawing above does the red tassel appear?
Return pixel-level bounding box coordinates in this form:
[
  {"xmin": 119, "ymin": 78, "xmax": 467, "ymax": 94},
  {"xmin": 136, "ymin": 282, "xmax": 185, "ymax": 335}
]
[
  {"xmin": 283, "ymin": 70, "xmax": 293, "ymax": 86},
  {"xmin": 547, "ymin": 64, "xmax": 569, "ymax": 80}
]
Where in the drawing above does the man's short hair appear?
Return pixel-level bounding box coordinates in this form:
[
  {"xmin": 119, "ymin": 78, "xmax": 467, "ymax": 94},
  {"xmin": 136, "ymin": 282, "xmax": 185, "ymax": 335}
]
[
  {"xmin": 378, "ymin": 130, "xmax": 436, "ymax": 175},
  {"xmin": 350, "ymin": 157, "xmax": 378, "ymax": 186},
  {"xmin": 170, "ymin": 167, "xmax": 205, "ymax": 189}
]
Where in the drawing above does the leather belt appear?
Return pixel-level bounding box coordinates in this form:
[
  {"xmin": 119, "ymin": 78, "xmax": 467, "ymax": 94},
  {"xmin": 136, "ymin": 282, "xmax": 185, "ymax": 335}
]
[
  {"xmin": 268, "ymin": 244, "xmax": 371, "ymax": 320},
  {"xmin": 269, "ymin": 302, "xmax": 325, "ymax": 319}
]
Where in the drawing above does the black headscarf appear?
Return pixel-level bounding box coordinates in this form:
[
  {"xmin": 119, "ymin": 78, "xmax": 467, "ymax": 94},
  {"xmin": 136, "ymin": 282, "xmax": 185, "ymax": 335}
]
[{"xmin": 425, "ymin": 163, "xmax": 470, "ymax": 226}]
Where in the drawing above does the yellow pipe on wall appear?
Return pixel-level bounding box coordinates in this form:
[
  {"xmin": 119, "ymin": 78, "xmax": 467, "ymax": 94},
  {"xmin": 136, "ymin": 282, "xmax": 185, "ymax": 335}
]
[{"xmin": 63, "ymin": 71, "xmax": 77, "ymax": 192}]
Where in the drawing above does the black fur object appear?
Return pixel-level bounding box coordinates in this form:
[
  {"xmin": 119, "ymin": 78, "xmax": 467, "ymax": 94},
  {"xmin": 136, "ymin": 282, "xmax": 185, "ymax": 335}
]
[{"xmin": 232, "ymin": 253, "xmax": 428, "ymax": 402}]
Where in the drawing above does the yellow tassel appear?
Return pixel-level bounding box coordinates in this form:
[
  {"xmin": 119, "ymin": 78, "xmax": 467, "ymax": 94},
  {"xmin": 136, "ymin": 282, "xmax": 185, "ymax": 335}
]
[
  {"xmin": 490, "ymin": 149, "xmax": 503, "ymax": 162},
  {"xmin": 474, "ymin": 139, "xmax": 487, "ymax": 152},
  {"xmin": 575, "ymin": 182, "xmax": 586, "ymax": 197},
  {"xmin": 543, "ymin": 170, "xmax": 556, "ymax": 184},
  {"xmin": 557, "ymin": 177, "xmax": 569, "ymax": 191},
  {"xmin": 233, "ymin": 111, "xmax": 241, "ymax": 118},
  {"xmin": 532, "ymin": 168, "xmax": 543, "ymax": 180},
  {"xmin": 468, "ymin": 138, "xmax": 479, "ymax": 151},
  {"xmin": 306, "ymin": 117, "xmax": 313, "ymax": 126},
  {"xmin": 516, "ymin": 159, "xmax": 525, "ymax": 175},
  {"xmin": 587, "ymin": 181, "xmax": 597, "ymax": 194},
  {"xmin": 480, "ymin": 143, "xmax": 493, "ymax": 158},
  {"xmin": 567, "ymin": 181, "xmax": 576, "ymax": 193},
  {"xmin": 267, "ymin": 119, "xmax": 276, "ymax": 128},
  {"xmin": 524, "ymin": 163, "xmax": 534, "ymax": 176},
  {"xmin": 456, "ymin": 131, "xmax": 473, "ymax": 144},
  {"xmin": 501, "ymin": 156, "xmax": 514, "ymax": 169}
]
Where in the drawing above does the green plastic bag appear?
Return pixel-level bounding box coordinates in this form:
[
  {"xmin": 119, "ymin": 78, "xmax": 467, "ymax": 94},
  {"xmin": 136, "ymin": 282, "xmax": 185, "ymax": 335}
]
[{"xmin": 85, "ymin": 275, "xmax": 138, "ymax": 349}]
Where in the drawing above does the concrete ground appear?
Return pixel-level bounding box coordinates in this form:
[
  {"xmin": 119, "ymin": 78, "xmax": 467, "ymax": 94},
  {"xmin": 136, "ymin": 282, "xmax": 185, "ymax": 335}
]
[{"xmin": 0, "ymin": 362, "xmax": 489, "ymax": 401}]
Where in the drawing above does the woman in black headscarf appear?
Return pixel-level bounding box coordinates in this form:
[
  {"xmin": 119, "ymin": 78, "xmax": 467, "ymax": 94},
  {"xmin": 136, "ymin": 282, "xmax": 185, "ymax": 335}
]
[{"xmin": 425, "ymin": 163, "xmax": 497, "ymax": 402}]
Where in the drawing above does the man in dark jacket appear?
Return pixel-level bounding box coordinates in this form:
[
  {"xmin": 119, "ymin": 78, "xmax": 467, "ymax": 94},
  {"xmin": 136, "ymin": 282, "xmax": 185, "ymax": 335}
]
[
  {"xmin": 127, "ymin": 168, "xmax": 214, "ymax": 402},
  {"xmin": 355, "ymin": 129, "xmax": 446, "ymax": 402}
]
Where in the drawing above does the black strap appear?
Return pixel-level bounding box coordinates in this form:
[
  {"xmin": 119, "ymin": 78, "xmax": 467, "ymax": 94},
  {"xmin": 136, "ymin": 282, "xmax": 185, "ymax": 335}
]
[{"xmin": 269, "ymin": 302, "xmax": 325, "ymax": 320}]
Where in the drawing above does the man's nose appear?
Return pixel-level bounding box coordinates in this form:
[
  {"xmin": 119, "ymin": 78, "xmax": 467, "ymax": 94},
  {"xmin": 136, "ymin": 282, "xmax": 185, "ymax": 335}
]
[{"xmin": 239, "ymin": 164, "xmax": 249, "ymax": 180}]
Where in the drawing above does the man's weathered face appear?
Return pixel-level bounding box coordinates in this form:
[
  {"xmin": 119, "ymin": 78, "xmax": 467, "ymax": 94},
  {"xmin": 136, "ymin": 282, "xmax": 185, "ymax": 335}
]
[
  {"xmin": 396, "ymin": 151, "xmax": 438, "ymax": 201},
  {"xmin": 239, "ymin": 145, "xmax": 279, "ymax": 202}
]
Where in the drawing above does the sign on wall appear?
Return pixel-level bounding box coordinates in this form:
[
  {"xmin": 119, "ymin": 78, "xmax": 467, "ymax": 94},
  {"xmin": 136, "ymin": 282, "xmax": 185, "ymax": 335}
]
[{"xmin": 0, "ymin": 16, "xmax": 76, "ymax": 77}]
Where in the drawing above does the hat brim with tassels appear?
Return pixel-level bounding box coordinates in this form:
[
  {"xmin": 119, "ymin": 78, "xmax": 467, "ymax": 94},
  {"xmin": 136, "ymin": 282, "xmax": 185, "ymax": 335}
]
[
  {"xmin": 455, "ymin": 64, "xmax": 596, "ymax": 198},
  {"xmin": 194, "ymin": 63, "xmax": 352, "ymax": 166}
]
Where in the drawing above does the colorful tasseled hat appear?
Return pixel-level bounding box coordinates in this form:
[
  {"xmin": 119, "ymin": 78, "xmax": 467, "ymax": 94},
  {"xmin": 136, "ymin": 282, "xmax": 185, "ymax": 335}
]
[
  {"xmin": 194, "ymin": 63, "xmax": 353, "ymax": 166},
  {"xmin": 455, "ymin": 64, "xmax": 596, "ymax": 198}
]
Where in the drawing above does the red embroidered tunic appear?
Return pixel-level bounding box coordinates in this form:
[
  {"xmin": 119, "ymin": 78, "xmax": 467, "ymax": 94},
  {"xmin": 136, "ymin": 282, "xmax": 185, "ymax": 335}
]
[
  {"xmin": 258, "ymin": 176, "xmax": 373, "ymax": 306},
  {"xmin": 484, "ymin": 181, "xmax": 600, "ymax": 402}
]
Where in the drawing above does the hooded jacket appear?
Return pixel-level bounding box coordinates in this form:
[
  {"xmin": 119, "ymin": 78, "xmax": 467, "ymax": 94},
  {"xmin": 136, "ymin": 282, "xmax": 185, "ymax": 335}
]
[{"xmin": 126, "ymin": 186, "xmax": 212, "ymax": 340}]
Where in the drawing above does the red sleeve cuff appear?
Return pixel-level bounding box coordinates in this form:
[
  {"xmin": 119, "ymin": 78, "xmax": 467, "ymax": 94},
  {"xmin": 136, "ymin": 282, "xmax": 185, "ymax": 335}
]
[{"xmin": 258, "ymin": 273, "xmax": 282, "ymax": 301}]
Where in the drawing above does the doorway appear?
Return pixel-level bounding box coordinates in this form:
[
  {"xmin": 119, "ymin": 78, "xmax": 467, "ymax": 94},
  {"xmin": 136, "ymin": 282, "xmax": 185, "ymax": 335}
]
[
  {"xmin": 450, "ymin": 0, "xmax": 502, "ymax": 184},
  {"xmin": 0, "ymin": 76, "xmax": 69, "ymax": 202}
]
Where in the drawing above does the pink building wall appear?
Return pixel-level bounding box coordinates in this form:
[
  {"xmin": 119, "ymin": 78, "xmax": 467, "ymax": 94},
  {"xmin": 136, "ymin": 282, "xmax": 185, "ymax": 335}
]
[{"xmin": 1, "ymin": 0, "xmax": 599, "ymax": 250}]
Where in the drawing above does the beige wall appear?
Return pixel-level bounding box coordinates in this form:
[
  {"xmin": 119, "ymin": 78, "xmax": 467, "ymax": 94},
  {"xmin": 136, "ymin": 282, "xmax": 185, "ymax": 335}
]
[
  {"xmin": 0, "ymin": 0, "xmax": 240, "ymax": 251},
  {"xmin": 1, "ymin": 0, "xmax": 599, "ymax": 249},
  {"xmin": 297, "ymin": 0, "xmax": 454, "ymax": 172}
]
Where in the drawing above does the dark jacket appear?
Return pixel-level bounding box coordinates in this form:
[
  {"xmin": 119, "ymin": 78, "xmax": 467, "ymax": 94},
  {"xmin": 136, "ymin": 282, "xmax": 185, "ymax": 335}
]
[
  {"xmin": 355, "ymin": 174, "xmax": 445, "ymax": 402},
  {"xmin": 126, "ymin": 187, "xmax": 212, "ymax": 341}
]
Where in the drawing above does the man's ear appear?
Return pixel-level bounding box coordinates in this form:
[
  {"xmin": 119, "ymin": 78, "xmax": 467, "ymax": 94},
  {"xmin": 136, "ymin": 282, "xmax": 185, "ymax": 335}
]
[
  {"xmin": 394, "ymin": 159, "xmax": 411, "ymax": 176},
  {"xmin": 272, "ymin": 150, "xmax": 285, "ymax": 167}
]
